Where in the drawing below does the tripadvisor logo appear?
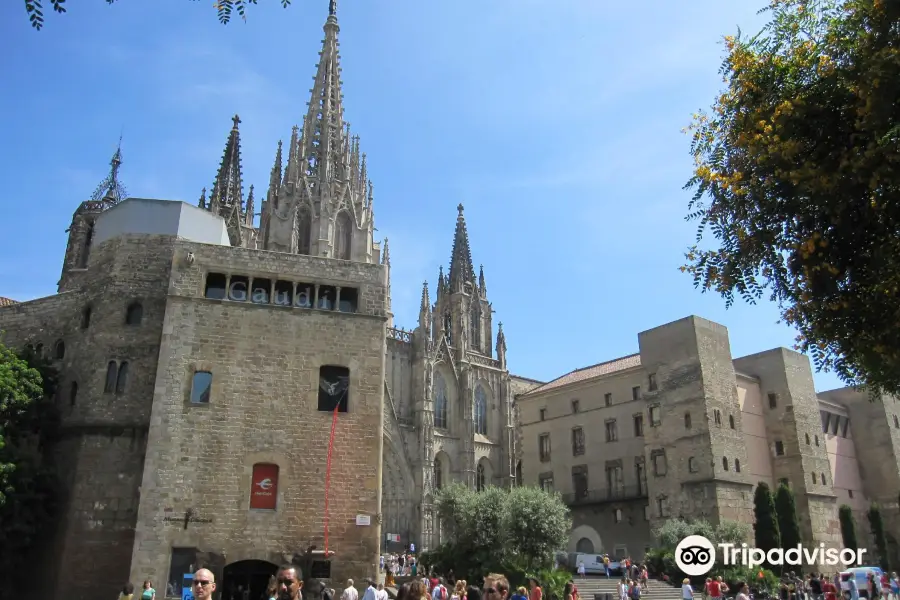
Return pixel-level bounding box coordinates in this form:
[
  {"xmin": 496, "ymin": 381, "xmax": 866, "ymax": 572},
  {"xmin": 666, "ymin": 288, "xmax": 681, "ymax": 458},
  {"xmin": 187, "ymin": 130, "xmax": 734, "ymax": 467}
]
[{"xmin": 675, "ymin": 535, "xmax": 867, "ymax": 576}]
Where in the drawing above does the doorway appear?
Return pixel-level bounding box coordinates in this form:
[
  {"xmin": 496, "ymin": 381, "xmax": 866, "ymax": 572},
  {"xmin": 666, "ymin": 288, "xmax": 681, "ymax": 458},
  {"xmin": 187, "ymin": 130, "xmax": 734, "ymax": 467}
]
[{"xmin": 222, "ymin": 560, "xmax": 278, "ymax": 600}]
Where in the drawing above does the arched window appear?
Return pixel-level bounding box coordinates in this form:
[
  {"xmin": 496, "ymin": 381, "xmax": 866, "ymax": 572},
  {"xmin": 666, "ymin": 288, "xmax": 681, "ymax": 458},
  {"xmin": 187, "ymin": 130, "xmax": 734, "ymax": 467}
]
[
  {"xmin": 476, "ymin": 463, "xmax": 486, "ymax": 491},
  {"xmin": 104, "ymin": 361, "xmax": 118, "ymax": 393},
  {"xmin": 69, "ymin": 381, "xmax": 78, "ymax": 406},
  {"xmin": 433, "ymin": 458, "xmax": 442, "ymax": 490},
  {"xmin": 805, "ymin": 433, "xmax": 811, "ymax": 445},
  {"xmin": 735, "ymin": 459, "xmax": 741, "ymax": 473},
  {"xmin": 729, "ymin": 414, "xmax": 736, "ymax": 429},
  {"xmin": 820, "ymin": 472, "xmax": 827, "ymax": 485},
  {"xmin": 297, "ymin": 205, "xmax": 312, "ymax": 255},
  {"xmin": 474, "ymin": 385, "xmax": 487, "ymax": 435},
  {"xmin": 81, "ymin": 306, "xmax": 92, "ymax": 329},
  {"xmin": 116, "ymin": 361, "xmax": 129, "ymax": 394},
  {"xmin": 684, "ymin": 412, "xmax": 691, "ymax": 429},
  {"xmin": 470, "ymin": 303, "xmax": 481, "ymax": 350},
  {"xmin": 515, "ymin": 460, "xmax": 523, "ymax": 485},
  {"xmin": 78, "ymin": 221, "xmax": 94, "ymax": 268},
  {"xmin": 434, "ymin": 371, "xmax": 448, "ymax": 429},
  {"xmin": 576, "ymin": 538, "xmax": 595, "ymax": 554},
  {"xmin": 334, "ymin": 211, "xmax": 352, "ymax": 260},
  {"xmin": 722, "ymin": 456, "xmax": 729, "ymax": 471},
  {"xmin": 125, "ymin": 302, "xmax": 143, "ymax": 325},
  {"xmin": 54, "ymin": 339, "xmax": 66, "ymax": 360}
]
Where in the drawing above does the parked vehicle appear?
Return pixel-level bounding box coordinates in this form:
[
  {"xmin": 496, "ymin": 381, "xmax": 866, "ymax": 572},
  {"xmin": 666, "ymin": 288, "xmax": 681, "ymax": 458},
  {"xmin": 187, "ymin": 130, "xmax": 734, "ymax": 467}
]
[
  {"xmin": 566, "ymin": 553, "xmax": 623, "ymax": 575},
  {"xmin": 840, "ymin": 567, "xmax": 885, "ymax": 599}
]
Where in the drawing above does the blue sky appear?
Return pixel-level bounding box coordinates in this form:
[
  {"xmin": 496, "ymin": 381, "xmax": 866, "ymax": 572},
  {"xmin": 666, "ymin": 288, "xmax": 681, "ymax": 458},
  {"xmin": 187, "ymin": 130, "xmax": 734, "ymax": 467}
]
[{"xmin": 0, "ymin": 0, "xmax": 845, "ymax": 392}]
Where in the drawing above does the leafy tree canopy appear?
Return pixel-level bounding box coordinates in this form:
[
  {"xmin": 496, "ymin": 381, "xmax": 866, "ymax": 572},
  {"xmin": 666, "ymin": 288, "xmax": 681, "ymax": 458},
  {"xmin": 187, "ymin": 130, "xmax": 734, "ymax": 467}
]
[
  {"xmin": 25, "ymin": 0, "xmax": 293, "ymax": 31},
  {"xmin": 0, "ymin": 341, "xmax": 61, "ymax": 595},
  {"xmin": 683, "ymin": 0, "xmax": 900, "ymax": 396},
  {"xmin": 653, "ymin": 517, "xmax": 751, "ymax": 550},
  {"xmin": 753, "ymin": 482, "xmax": 782, "ymax": 554},
  {"xmin": 774, "ymin": 483, "xmax": 802, "ymax": 550},
  {"xmin": 430, "ymin": 483, "xmax": 571, "ymax": 585}
]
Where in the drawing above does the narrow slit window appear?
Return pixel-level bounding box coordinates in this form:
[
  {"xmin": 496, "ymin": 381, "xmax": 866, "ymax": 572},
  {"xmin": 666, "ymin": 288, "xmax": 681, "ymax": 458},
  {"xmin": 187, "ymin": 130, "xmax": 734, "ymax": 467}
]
[{"xmin": 116, "ymin": 362, "xmax": 129, "ymax": 394}]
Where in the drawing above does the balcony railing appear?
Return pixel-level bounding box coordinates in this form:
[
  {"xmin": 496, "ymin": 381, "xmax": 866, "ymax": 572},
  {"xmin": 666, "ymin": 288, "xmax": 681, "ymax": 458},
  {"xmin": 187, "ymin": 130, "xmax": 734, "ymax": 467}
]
[{"xmin": 561, "ymin": 484, "xmax": 648, "ymax": 506}]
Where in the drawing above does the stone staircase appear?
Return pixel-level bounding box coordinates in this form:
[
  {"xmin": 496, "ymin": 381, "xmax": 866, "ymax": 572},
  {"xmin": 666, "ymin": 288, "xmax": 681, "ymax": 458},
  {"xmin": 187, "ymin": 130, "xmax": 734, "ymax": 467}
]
[{"xmin": 573, "ymin": 576, "xmax": 684, "ymax": 600}]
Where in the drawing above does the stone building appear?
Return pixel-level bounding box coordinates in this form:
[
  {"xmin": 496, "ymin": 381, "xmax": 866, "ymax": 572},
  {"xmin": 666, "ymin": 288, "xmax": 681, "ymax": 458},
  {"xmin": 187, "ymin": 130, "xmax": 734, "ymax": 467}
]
[
  {"xmin": 0, "ymin": 2, "xmax": 540, "ymax": 598},
  {"xmin": 517, "ymin": 315, "xmax": 900, "ymax": 564}
]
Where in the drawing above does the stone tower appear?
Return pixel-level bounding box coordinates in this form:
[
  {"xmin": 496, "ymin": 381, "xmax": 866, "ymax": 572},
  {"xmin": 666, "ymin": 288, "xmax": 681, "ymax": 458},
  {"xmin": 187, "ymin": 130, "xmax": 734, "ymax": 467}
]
[
  {"xmin": 59, "ymin": 141, "xmax": 127, "ymax": 293},
  {"xmin": 638, "ymin": 317, "xmax": 754, "ymax": 528},
  {"xmin": 258, "ymin": 0, "xmax": 375, "ymax": 262},
  {"xmin": 386, "ymin": 204, "xmax": 516, "ymax": 550}
]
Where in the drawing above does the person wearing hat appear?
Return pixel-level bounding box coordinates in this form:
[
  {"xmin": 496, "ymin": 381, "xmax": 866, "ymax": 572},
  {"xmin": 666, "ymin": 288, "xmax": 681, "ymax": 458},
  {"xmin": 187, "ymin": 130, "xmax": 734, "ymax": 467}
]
[{"xmin": 682, "ymin": 579, "xmax": 694, "ymax": 600}]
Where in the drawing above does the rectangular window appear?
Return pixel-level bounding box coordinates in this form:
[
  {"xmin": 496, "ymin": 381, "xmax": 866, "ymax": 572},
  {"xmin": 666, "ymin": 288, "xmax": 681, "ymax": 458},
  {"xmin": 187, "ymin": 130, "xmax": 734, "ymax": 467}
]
[
  {"xmin": 249, "ymin": 463, "xmax": 279, "ymax": 510},
  {"xmin": 337, "ymin": 287, "xmax": 359, "ymax": 313},
  {"xmin": 572, "ymin": 427, "xmax": 585, "ymax": 456},
  {"xmin": 651, "ymin": 450, "xmax": 667, "ymax": 476},
  {"xmin": 606, "ymin": 466, "xmax": 623, "ymax": 491},
  {"xmin": 191, "ymin": 371, "xmax": 212, "ymax": 404},
  {"xmin": 539, "ymin": 408, "xmax": 546, "ymax": 421},
  {"xmin": 604, "ymin": 393, "xmax": 612, "ymax": 407},
  {"xmin": 605, "ymin": 419, "xmax": 618, "ymax": 442},
  {"xmin": 572, "ymin": 467, "xmax": 588, "ymax": 498},
  {"xmin": 633, "ymin": 414, "xmax": 644, "ymax": 437},
  {"xmin": 318, "ymin": 365, "xmax": 349, "ymax": 412},
  {"xmin": 571, "ymin": 399, "xmax": 580, "ymax": 414},
  {"xmin": 768, "ymin": 393, "xmax": 778, "ymax": 409},
  {"xmin": 166, "ymin": 548, "xmax": 197, "ymax": 598},
  {"xmin": 539, "ymin": 434, "xmax": 551, "ymax": 462},
  {"xmin": 632, "ymin": 386, "xmax": 641, "ymax": 401},
  {"xmin": 657, "ymin": 497, "xmax": 667, "ymax": 517},
  {"xmin": 649, "ymin": 405, "xmax": 661, "ymax": 426},
  {"xmin": 648, "ymin": 373, "xmax": 658, "ymax": 392},
  {"xmin": 774, "ymin": 440, "xmax": 785, "ymax": 456},
  {"xmin": 539, "ymin": 474, "xmax": 554, "ymax": 492}
]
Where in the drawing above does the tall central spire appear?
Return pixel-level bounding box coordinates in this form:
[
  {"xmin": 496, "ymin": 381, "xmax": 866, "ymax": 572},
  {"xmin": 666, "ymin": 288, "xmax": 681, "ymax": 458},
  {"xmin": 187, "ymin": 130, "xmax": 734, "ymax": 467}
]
[
  {"xmin": 448, "ymin": 204, "xmax": 476, "ymax": 292},
  {"xmin": 299, "ymin": 0, "xmax": 346, "ymax": 187}
]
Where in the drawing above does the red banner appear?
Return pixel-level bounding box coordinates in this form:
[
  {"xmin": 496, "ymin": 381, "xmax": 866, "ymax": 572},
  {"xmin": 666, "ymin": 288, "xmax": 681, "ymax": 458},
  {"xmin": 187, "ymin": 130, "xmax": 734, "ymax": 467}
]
[{"xmin": 250, "ymin": 463, "xmax": 279, "ymax": 510}]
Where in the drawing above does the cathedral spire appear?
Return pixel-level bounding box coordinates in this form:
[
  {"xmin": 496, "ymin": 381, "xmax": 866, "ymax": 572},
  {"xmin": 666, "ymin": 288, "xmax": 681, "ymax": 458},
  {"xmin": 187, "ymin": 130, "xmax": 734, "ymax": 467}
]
[
  {"xmin": 300, "ymin": 0, "xmax": 346, "ymax": 188},
  {"xmin": 90, "ymin": 137, "xmax": 127, "ymax": 209},
  {"xmin": 382, "ymin": 237, "xmax": 390, "ymax": 265},
  {"xmin": 209, "ymin": 114, "xmax": 245, "ymax": 246},
  {"xmin": 447, "ymin": 204, "xmax": 476, "ymax": 293},
  {"xmin": 419, "ymin": 280, "xmax": 432, "ymax": 333},
  {"xmin": 245, "ymin": 185, "xmax": 255, "ymax": 226},
  {"xmin": 268, "ymin": 140, "xmax": 283, "ymax": 208},
  {"xmin": 496, "ymin": 322, "xmax": 507, "ymax": 369},
  {"xmin": 478, "ymin": 264, "xmax": 487, "ymax": 297}
]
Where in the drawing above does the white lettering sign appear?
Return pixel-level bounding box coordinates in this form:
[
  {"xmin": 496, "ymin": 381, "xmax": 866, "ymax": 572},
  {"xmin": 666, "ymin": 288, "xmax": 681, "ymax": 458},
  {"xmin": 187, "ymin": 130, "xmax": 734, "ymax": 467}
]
[
  {"xmin": 274, "ymin": 290, "xmax": 292, "ymax": 306},
  {"xmin": 251, "ymin": 286, "xmax": 269, "ymax": 304},
  {"xmin": 356, "ymin": 514, "xmax": 371, "ymax": 526},
  {"xmin": 295, "ymin": 287, "xmax": 312, "ymax": 308},
  {"xmin": 228, "ymin": 281, "xmax": 247, "ymax": 301}
]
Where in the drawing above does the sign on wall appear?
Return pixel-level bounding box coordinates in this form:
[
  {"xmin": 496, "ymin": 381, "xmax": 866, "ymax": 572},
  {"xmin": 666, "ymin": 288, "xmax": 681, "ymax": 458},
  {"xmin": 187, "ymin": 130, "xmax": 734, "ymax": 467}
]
[{"xmin": 250, "ymin": 463, "xmax": 279, "ymax": 510}]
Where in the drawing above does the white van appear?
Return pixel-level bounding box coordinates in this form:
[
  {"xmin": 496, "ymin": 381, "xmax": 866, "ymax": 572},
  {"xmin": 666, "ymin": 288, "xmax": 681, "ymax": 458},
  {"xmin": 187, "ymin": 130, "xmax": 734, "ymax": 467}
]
[{"xmin": 840, "ymin": 567, "xmax": 885, "ymax": 599}]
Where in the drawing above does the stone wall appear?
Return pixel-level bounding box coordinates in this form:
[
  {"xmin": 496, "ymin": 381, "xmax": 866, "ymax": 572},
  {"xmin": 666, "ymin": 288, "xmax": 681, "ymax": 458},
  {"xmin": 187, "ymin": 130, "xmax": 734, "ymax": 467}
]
[
  {"xmin": 734, "ymin": 349, "xmax": 840, "ymax": 548},
  {"xmin": 0, "ymin": 233, "xmax": 174, "ymax": 600},
  {"xmin": 638, "ymin": 316, "xmax": 753, "ymax": 529},
  {"xmin": 129, "ymin": 239, "xmax": 387, "ymax": 590}
]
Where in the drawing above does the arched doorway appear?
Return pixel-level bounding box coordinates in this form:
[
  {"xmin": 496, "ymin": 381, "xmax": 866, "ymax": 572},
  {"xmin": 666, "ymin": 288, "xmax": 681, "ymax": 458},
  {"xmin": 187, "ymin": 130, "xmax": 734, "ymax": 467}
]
[
  {"xmin": 222, "ymin": 560, "xmax": 278, "ymax": 600},
  {"xmin": 576, "ymin": 538, "xmax": 595, "ymax": 554}
]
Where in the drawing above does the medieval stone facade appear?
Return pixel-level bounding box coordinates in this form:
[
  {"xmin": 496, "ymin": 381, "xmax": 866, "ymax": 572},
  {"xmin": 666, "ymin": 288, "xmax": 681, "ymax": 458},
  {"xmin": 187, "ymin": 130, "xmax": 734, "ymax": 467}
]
[
  {"xmin": 517, "ymin": 315, "xmax": 900, "ymax": 565},
  {"xmin": 0, "ymin": 3, "xmax": 537, "ymax": 598}
]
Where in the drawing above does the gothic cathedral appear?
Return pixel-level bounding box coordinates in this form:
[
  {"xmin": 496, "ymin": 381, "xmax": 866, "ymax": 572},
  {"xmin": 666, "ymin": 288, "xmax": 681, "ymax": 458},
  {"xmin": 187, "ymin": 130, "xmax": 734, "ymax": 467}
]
[{"xmin": 189, "ymin": 0, "xmax": 517, "ymax": 550}]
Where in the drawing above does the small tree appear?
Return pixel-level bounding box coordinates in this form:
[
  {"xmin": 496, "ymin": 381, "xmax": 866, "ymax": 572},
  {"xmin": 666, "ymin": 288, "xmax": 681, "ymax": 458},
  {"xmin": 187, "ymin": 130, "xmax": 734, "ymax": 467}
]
[
  {"xmin": 868, "ymin": 504, "xmax": 890, "ymax": 570},
  {"xmin": 753, "ymin": 482, "xmax": 782, "ymax": 555},
  {"xmin": 433, "ymin": 482, "xmax": 570, "ymax": 584},
  {"xmin": 839, "ymin": 505, "xmax": 859, "ymax": 551},
  {"xmin": 775, "ymin": 483, "xmax": 802, "ymax": 551}
]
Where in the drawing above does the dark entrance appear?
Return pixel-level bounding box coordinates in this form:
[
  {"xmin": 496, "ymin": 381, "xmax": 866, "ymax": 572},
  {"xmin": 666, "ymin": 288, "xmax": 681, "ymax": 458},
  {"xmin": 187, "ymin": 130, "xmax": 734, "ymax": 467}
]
[{"xmin": 222, "ymin": 560, "xmax": 278, "ymax": 600}]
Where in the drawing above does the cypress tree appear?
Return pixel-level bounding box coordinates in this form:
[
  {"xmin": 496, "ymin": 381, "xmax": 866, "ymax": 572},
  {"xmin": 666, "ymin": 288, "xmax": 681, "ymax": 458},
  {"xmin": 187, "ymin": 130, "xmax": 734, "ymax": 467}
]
[
  {"xmin": 775, "ymin": 482, "xmax": 802, "ymax": 550},
  {"xmin": 753, "ymin": 482, "xmax": 782, "ymax": 553},
  {"xmin": 868, "ymin": 504, "xmax": 890, "ymax": 570},
  {"xmin": 839, "ymin": 505, "xmax": 859, "ymax": 551}
]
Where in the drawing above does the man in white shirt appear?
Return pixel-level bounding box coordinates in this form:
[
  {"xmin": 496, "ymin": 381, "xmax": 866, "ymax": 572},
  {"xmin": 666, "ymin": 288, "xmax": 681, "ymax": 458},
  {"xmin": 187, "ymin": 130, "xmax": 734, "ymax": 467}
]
[
  {"xmin": 376, "ymin": 583, "xmax": 389, "ymax": 600},
  {"xmin": 362, "ymin": 580, "xmax": 378, "ymax": 600},
  {"xmin": 342, "ymin": 580, "xmax": 359, "ymax": 600}
]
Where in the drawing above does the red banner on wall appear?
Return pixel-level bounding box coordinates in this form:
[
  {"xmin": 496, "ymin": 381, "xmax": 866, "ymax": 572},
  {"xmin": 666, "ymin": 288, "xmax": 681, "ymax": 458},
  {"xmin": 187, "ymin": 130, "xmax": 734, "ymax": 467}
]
[{"xmin": 250, "ymin": 463, "xmax": 279, "ymax": 510}]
